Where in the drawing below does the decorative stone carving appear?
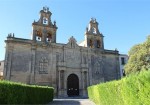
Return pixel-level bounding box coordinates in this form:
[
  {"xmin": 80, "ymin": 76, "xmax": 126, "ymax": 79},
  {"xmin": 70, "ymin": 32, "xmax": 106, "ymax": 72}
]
[
  {"xmin": 56, "ymin": 52, "xmax": 63, "ymax": 62},
  {"xmin": 39, "ymin": 57, "xmax": 48, "ymax": 74},
  {"xmin": 66, "ymin": 51, "xmax": 75, "ymax": 61},
  {"xmin": 66, "ymin": 50, "xmax": 81, "ymax": 68},
  {"xmin": 92, "ymin": 55, "xmax": 104, "ymax": 79},
  {"xmin": 83, "ymin": 55, "xmax": 87, "ymax": 64}
]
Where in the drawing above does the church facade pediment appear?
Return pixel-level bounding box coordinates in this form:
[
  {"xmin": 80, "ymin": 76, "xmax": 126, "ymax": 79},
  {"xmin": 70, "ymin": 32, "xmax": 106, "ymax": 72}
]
[{"xmin": 65, "ymin": 36, "xmax": 80, "ymax": 49}]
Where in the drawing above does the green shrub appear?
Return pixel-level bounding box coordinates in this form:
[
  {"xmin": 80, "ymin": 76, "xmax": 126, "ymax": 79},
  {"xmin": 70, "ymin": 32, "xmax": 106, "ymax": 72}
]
[
  {"xmin": 0, "ymin": 81, "xmax": 54, "ymax": 104},
  {"xmin": 88, "ymin": 70, "xmax": 150, "ymax": 105}
]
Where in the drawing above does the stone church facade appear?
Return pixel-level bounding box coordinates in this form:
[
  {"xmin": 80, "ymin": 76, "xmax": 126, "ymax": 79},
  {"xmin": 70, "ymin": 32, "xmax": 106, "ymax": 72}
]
[{"xmin": 4, "ymin": 7, "xmax": 120, "ymax": 97}]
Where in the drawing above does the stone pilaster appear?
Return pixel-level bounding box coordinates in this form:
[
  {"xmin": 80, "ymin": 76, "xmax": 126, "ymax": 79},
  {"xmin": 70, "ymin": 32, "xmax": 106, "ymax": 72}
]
[
  {"xmin": 60, "ymin": 70, "xmax": 64, "ymax": 89},
  {"xmin": 32, "ymin": 29, "xmax": 36, "ymax": 42},
  {"xmin": 51, "ymin": 47, "xmax": 57, "ymax": 93},
  {"xmin": 58, "ymin": 70, "xmax": 61, "ymax": 96},
  {"xmin": 42, "ymin": 28, "xmax": 46, "ymax": 43},
  {"xmin": 30, "ymin": 45, "xmax": 36, "ymax": 84},
  {"xmin": 81, "ymin": 70, "xmax": 88, "ymax": 97},
  {"xmin": 88, "ymin": 49, "xmax": 92, "ymax": 85},
  {"xmin": 81, "ymin": 71, "xmax": 84, "ymax": 95},
  {"xmin": 57, "ymin": 60, "xmax": 66, "ymax": 97},
  {"xmin": 58, "ymin": 70, "xmax": 65, "ymax": 96},
  {"xmin": 52, "ymin": 32, "xmax": 56, "ymax": 43},
  {"xmin": 116, "ymin": 54, "xmax": 121, "ymax": 79},
  {"xmin": 5, "ymin": 46, "xmax": 13, "ymax": 80},
  {"xmin": 84, "ymin": 71, "xmax": 87, "ymax": 89},
  {"xmin": 102, "ymin": 36, "xmax": 104, "ymax": 49},
  {"xmin": 3, "ymin": 45, "xmax": 8, "ymax": 79}
]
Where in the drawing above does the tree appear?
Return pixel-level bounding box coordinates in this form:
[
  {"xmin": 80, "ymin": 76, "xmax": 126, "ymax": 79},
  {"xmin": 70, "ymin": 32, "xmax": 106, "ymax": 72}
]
[{"xmin": 125, "ymin": 36, "xmax": 150, "ymax": 75}]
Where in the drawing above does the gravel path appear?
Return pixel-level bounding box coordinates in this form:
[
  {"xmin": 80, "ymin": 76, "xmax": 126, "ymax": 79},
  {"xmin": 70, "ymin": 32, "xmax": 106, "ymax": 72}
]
[{"xmin": 48, "ymin": 99, "xmax": 96, "ymax": 105}]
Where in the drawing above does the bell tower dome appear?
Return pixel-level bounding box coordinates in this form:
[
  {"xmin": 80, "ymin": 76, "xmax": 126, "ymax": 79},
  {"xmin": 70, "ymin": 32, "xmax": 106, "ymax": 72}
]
[
  {"xmin": 84, "ymin": 18, "xmax": 104, "ymax": 49},
  {"xmin": 32, "ymin": 6, "xmax": 58, "ymax": 43}
]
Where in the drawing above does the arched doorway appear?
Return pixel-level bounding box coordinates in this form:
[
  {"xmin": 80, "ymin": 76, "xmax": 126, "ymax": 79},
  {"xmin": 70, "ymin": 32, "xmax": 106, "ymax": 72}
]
[{"xmin": 67, "ymin": 74, "xmax": 79, "ymax": 96}]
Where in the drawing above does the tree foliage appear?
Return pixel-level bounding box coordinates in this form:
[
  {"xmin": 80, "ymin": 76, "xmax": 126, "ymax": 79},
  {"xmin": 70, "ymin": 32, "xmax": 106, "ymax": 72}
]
[{"xmin": 125, "ymin": 36, "xmax": 150, "ymax": 75}]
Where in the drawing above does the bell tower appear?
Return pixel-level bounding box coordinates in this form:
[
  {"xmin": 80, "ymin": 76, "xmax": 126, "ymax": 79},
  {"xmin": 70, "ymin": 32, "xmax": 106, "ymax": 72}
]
[
  {"xmin": 84, "ymin": 18, "xmax": 104, "ymax": 49},
  {"xmin": 32, "ymin": 7, "xmax": 58, "ymax": 43}
]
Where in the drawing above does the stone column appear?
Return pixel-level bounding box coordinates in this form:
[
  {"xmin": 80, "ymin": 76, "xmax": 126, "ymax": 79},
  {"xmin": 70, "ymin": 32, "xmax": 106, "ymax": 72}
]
[
  {"xmin": 82, "ymin": 70, "xmax": 88, "ymax": 97},
  {"xmin": 58, "ymin": 70, "xmax": 64, "ymax": 96},
  {"xmin": 86, "ymin": 70, "xmax": 89, "ymax": 87},
  {"xmin": 84, "ymin": 71, "xmax": 87, "ymax": 89},
  {"xmin": 81, "ymin": 70, "xmax": 86, "ymax": 92},
  {"xmin": 58, "ymin": 70, "xmax": 61, "ymax": 90},
  {"xmin": 81, "ymin": 71, "xmax": 84, "ymax": 96},
  {"xmin": 60, "ymin": 70, "xmax": 64, "ymax": 89}
]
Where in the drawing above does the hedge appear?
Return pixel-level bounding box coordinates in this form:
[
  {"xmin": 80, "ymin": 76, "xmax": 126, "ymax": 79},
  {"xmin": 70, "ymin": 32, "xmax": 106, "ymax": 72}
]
[
  {"xmin": 0, "ymin": 81, "xmax": 54, "ymax": 104},
  {"xmin": 88, "ymin": 70, "xmax": 150, "ymax": 105}
]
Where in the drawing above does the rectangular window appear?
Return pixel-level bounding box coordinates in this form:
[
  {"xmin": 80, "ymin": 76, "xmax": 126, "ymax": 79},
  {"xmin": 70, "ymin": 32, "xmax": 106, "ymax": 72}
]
[{"xmin": 121, "ymin": 57, "xmax": 125, "ymax": 65}]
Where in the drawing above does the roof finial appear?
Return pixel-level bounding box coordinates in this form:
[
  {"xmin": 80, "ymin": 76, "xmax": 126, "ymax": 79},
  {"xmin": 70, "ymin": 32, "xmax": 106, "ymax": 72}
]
[
  {"xmin": 90, "ymin": 17, "xmax": 96, "ymax": 23},
  {"xmin": 43, "ymin": 6, "xmax": 49, "ymax": 12}
]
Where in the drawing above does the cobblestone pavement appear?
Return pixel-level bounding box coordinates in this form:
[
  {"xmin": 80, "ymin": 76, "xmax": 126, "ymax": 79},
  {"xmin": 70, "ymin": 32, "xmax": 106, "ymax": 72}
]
[{"xmin": 48, "ymin": 99, "xmax": 96, "ymax": 105}]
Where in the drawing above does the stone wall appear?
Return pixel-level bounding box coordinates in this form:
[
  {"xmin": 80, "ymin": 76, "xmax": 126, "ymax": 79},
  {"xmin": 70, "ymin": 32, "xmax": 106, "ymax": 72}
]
[
  {"xmin": 4, "ymin": 38, "xmax": 120, "ymax": 97},
  {"xmin": 0, "ymin": 60, "xmax": 4, "ymax": 79}
]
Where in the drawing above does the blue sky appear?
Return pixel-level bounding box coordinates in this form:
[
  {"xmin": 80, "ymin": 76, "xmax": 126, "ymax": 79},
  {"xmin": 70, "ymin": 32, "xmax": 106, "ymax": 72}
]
[{"xmin": 0, "ymin": 0, "xmax": 150, "ymax": 60}]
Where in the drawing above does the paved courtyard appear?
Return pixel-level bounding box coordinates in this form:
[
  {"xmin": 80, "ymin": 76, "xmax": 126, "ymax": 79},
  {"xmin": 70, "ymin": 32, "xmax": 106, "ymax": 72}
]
[{"xmin": 48, "ymin": 99, "xmax": 96, "ymax": 105}]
